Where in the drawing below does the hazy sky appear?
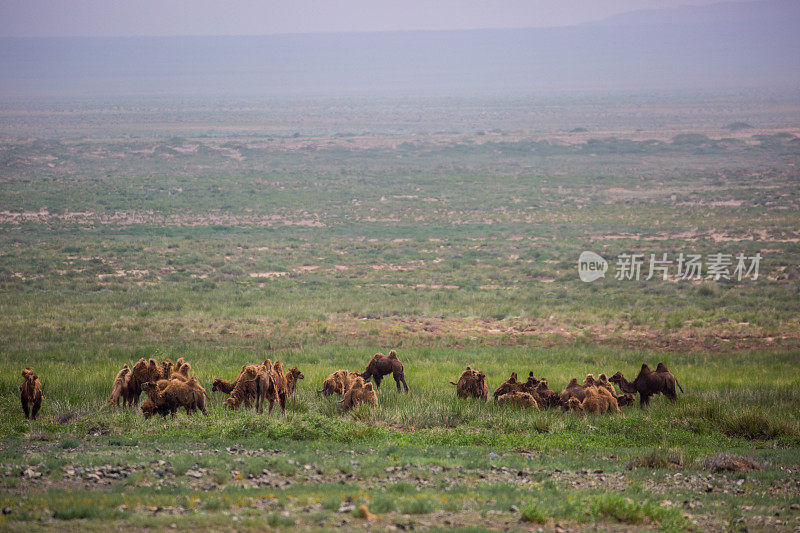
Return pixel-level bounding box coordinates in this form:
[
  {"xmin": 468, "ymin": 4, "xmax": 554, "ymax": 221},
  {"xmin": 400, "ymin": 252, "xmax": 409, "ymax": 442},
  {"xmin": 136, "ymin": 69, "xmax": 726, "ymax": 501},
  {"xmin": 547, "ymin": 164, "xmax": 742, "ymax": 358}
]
[{"xmin": 0, "ymin": 0, "xmax": 734, "ymax": 38}]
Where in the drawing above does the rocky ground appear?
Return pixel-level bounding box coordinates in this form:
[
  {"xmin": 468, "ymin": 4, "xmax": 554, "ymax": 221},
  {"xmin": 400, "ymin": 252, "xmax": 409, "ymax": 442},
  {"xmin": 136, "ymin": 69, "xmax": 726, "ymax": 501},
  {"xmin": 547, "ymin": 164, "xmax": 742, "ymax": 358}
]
[{"xmin": 2, "ymin": 442, "xmax": 799, "ymax": 531}]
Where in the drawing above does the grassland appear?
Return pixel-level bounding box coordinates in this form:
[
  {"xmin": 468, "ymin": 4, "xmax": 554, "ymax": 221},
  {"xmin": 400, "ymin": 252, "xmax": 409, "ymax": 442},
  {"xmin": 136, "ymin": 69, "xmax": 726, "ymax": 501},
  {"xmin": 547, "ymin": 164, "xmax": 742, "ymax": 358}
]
[{"xmin": 0, "ymin": 94, "xmax": 799, "ymax": 531}]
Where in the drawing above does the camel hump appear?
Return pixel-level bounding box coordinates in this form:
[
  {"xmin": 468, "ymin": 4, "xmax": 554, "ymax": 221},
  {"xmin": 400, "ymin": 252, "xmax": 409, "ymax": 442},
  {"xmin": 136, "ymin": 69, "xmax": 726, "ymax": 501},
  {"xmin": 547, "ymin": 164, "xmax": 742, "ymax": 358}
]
[
  {"xmin": 465, "ymin": 365, "xmax": 471, "ymax": 371},
  {"xmin": 640, "ymin": 363, "xmax": 652, "ymax": 373},
  {"xmin": 656, "ymin": 362, "xmax": 669, "ymax": 372},
  {"xmin": 389, "ymin": 350, "xmax": 398, "ymax": 358},
  {"xmin": 509, "ymin": 372, "xmax": 518, "ymax": 382}
]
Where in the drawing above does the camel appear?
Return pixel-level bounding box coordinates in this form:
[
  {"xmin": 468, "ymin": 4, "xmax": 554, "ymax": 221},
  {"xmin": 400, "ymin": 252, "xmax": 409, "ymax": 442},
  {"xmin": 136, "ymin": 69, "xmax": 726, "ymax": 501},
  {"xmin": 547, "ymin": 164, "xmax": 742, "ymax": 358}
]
[
  {"xmin": 450, "ymin": 366, "xmax": 488, "ymax": 401},
  {"xmin": 20, "ymin": 367, "xmax": 43, "ymax": 420},
  {"xmin": 338, "ymin": 377, "xmax": 378, "ymax": 410},
  {"xmin": 361, "ymin": 350, "xmax": 409, "ymax": 393},
  {"xmin": 610, "ymin": 363, "xmax": 683, "ymax": 407}
]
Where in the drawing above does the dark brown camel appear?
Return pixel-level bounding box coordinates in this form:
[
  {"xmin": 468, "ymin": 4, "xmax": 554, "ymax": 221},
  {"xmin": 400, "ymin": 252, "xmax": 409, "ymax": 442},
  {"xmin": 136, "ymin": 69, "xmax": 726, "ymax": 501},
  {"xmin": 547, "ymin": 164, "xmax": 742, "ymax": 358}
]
[
  {"xmin": 609, "ymin": 363, "xmax": 683, "ymax": 407},
  {"xmin": 361, "ymin": 350, "xmax": 409, "ymax": 392}
]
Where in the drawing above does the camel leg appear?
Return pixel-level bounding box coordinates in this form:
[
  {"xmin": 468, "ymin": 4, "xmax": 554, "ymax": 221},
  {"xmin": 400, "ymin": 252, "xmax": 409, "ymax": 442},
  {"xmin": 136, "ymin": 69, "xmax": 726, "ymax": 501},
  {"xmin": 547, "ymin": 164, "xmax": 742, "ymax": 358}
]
[
  {"xmin": 394, "ymin": 373, "xmax": 402, "ymax": 392},
  {"xmin": 666, "ymin": 386, "xmax": 678, "ymax": 401},
  {"xmin": 279, "ymin": 393, "xmax": 286, "ymax": 415},
  {"xmin": 373, "ymin": 375, "xmax": 383, "ymax": 391},
  {"xmin": 32, "ymin": 400, "xmax": 41, "ymax": 420},
  {"xmin": 21, "ymin": 397, "xmax": 29, "ymax": 419},
  {"xmin": 399, "ymin": 374, "xmax": 410, "ymax": 393}
]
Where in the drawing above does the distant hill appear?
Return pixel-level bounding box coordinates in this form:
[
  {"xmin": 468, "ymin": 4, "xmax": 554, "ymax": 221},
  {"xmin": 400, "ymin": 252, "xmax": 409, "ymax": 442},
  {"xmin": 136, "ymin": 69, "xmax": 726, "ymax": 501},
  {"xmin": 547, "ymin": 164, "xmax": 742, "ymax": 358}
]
[
  {"xmin": 0, "ymin": 0, "xmax": 797, "ymax": 98},
  {"xmin": 591, "ymin": 0, "xmax": 799, "ymax": 27}
]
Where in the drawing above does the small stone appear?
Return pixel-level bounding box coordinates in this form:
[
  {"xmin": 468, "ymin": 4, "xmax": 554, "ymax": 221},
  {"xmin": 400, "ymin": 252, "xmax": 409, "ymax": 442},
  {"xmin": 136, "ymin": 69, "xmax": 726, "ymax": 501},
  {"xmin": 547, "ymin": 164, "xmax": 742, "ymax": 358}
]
[
  {"xmin": 2, "ymin": 507, "xmax": 11, "ymax": 515},
  {"xmin": 489, "ymin": 452, "xmax": 499, "ymax": 460},
  {"xmin": 510, "ymin": 505, "xmax": 519, "ymax": 513},
  {"xmin": 338, "ymin": 503, "xmax": 355, "ymax": 513}
]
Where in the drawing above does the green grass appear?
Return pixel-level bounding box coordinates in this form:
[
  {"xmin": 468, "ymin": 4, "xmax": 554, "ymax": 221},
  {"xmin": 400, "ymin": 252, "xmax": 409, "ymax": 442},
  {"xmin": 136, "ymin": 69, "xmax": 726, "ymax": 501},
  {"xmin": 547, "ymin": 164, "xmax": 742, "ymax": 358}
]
[{"xmin": 0, "ymin": 96, "xmax": 798, "ymax": 530}]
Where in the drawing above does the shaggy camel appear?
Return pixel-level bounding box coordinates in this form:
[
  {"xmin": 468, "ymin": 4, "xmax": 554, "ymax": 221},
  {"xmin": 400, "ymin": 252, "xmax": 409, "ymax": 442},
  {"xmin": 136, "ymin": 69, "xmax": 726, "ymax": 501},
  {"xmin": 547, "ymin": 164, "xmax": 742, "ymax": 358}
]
[
  {"xmin": 223, "ymin": 366, "xmax": 261, "ymax": 410},
  {"xmin": 286, "ymin": 366, "xmax": 304, "ymax": 398},
  {"xmin": 140, "ymin": 379, "xmax": 172, "ymax": 417},
  {"xmin": 318, "ymin": 369, "xmax": 360, "ymax": 397},
  {"xmin": 610, "ymin": 363, "xmax": 683, "ymax": 407},
  {"xmin": 565, "ymin": 397, "xmax": 584, "ymax": 414},
  {"xmin": 361, "ymin": 350, "xmax": 409, "ymax": 392},
  {"xmin": 129, "ymin": 358, "xmax": 162, "ymax": 405},
  {"xmin": 214, "ymin": 365, "xmax": 255, "ymax": 408},
  {"xmin": 107, "ymin": 365, "xmax": 131, "ymax": 407},
  {"xmin": 558, "ymin": 374, "xmax": 608, "ymax": 407},
  {"xmin": 558, "ymin": 378, "xmax": 586, "ymax": 406},
  {"xmin": 212, "ymin": 377, "xmax": 237, "ymax": 395},
  {"xmin": 338, "ymin": 377, "xmax": 378, "ymax": 410},
  {"xmin": 580, "ymin": 386, "xmax": 620, "ymax": 414},
  {"xmin": 496, "ymin": 391, "xmax": 539, "ymax": 409},
  {"xmin": 450, "ymin": 366, "xmax": 488, "ymax": 401},
  {"xmin": 493, "ymin": 371, "xmax": 541, "ymax": 400},
  {"xmin": 20, "ymin": 367, "xmax": 43, "ymax": 420},
  {"xmin": 533, "ymin": 379, "xmax": 560, "ymax": 408},
  {"xmin": 142, "ymin": 378, "xmax": 207, "ymax": 418},
  {"xmin": 493, "ymin": 371, "xmax": 522, "ymax": 400},
  {"xmin": 259, "ymin": 360, "xmax": 288, "ymax": 415}
]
